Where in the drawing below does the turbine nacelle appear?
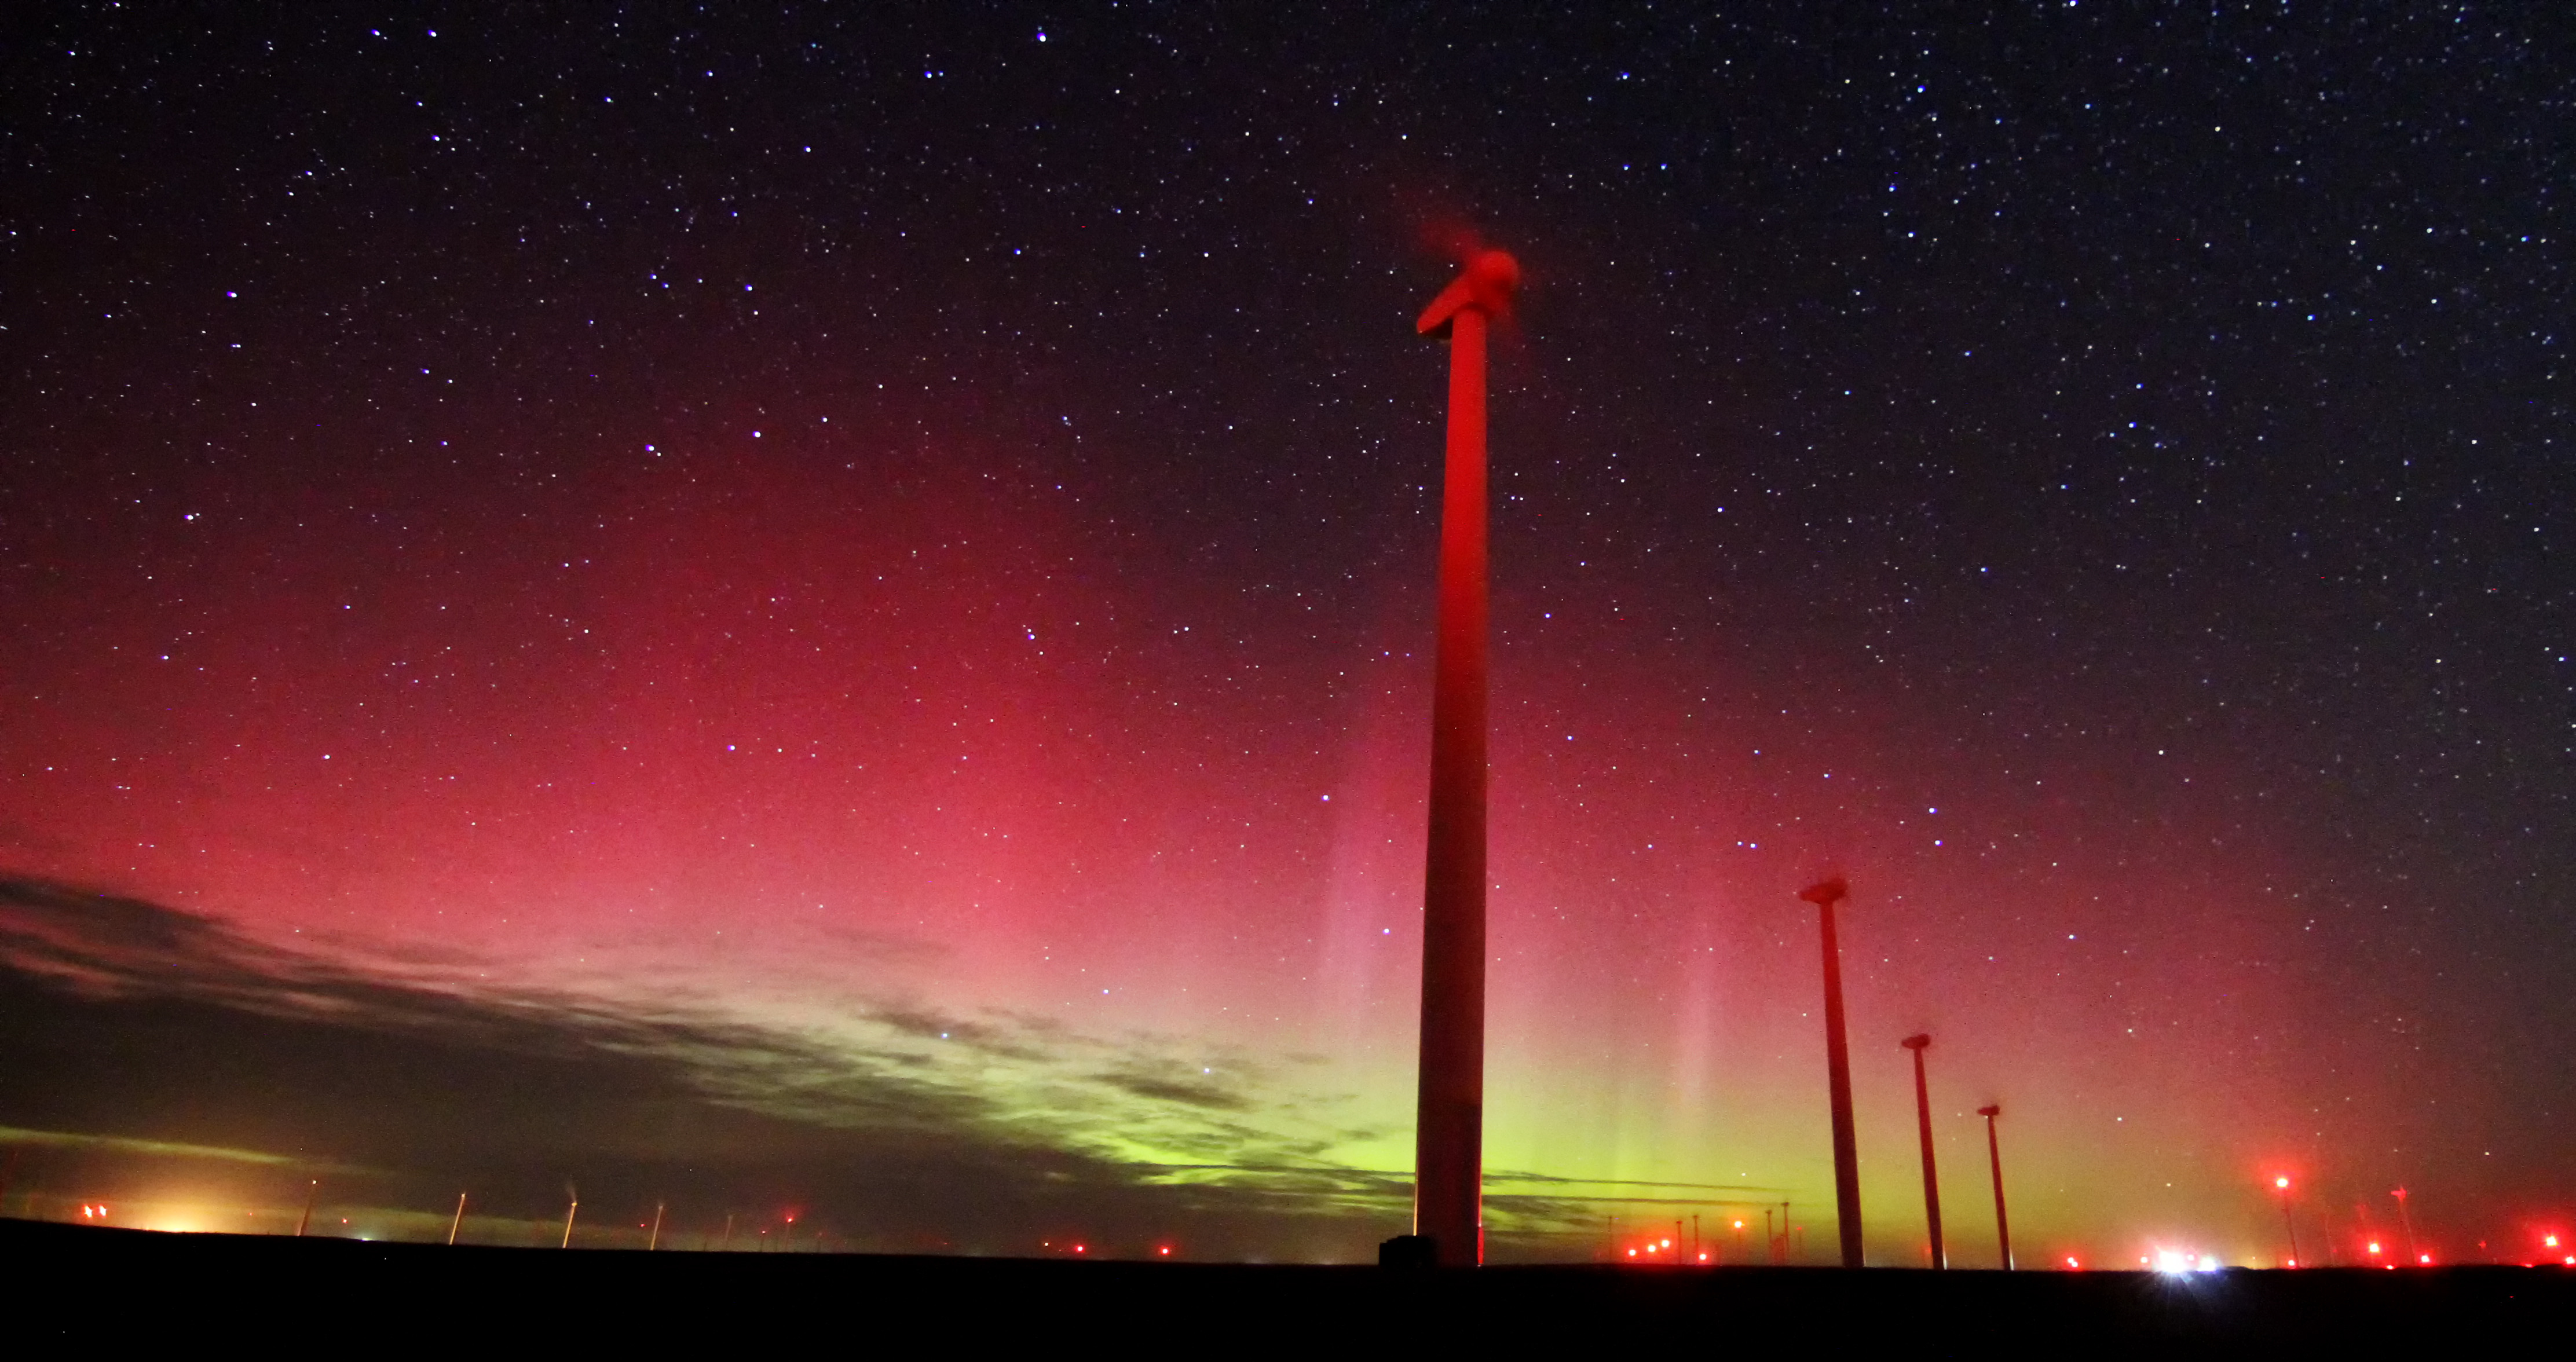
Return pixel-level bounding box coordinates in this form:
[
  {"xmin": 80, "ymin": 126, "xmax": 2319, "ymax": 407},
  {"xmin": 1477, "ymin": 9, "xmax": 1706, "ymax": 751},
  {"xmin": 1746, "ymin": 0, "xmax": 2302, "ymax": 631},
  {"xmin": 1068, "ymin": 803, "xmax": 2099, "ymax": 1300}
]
[{"xmin": 1417, "ymin": 249, "xmax": 1521, "ymax": 338}]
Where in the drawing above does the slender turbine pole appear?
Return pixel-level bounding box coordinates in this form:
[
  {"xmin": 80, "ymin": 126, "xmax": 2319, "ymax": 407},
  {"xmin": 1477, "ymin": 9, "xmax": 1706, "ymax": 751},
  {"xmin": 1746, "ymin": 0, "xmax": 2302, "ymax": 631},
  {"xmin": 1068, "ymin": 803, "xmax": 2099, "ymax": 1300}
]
[
  {"xmin": 1902, "ymin": 1034, "xmax": 1945, "ymax": 1269},
  {"xmin": 296, "ymin": 1179, "xmax": 318, "ymax": 1237},
  {"xmin": 2392, "ymin": 1187, "xmax": 2417, "ymax": 1263},
  {"xmin": 650, "ymin": 1200, "xmax": 665, "ymax": 1251},
  {"xmin": 1799, "ymin": 878, "xmax": 1865, "ymax": 1267},
  {"xmin": 1979, "ymin": 1106, "xmax": 2013, "ymax": 1270},
  {"xmin": 1408, "ymin": 247, "xmax": 1519, "ymax": 1268},
  {"xmin": 2274, "ymin": 1176, "xmax": 2299, "ymax": 1267},
  {"xmin": 561, "ymin": 1191, "xmax": 579, "ymax": 1249},
  {"xmin": 448, "ymin": 1191, "xmax": 468, "ymax": 1246}
]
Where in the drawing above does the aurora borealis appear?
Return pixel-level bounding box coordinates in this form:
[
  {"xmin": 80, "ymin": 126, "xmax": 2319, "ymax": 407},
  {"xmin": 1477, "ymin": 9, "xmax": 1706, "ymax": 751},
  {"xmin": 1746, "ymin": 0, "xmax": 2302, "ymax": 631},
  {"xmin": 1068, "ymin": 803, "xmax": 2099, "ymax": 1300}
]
[{"xmin": 3, "ymin": 5, "xmax": 2571, "ymax": 1265}]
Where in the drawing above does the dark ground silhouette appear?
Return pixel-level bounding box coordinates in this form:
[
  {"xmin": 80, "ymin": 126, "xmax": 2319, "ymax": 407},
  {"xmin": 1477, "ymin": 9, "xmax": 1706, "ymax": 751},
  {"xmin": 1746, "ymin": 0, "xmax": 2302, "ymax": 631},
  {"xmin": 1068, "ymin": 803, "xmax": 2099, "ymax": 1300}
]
[{"xmin": 5, "ymin": 1218, "xmax": 2564, "ymax": 1352}]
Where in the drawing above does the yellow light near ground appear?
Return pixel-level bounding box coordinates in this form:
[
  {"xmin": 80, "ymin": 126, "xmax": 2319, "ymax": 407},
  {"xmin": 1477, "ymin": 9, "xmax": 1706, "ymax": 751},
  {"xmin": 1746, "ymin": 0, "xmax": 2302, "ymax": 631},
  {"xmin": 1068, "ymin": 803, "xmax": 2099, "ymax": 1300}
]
[{"xmin": 135, "ymin": 1203, "xmax": 212, "ymax": 1232}]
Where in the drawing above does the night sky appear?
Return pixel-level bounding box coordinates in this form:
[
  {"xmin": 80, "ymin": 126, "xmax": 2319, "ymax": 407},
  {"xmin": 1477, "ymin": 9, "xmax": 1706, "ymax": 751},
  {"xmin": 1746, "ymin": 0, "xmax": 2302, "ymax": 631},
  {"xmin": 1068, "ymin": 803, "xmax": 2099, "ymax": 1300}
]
[{"xmin": 3, "ymin": 4, "xmax": 2570, "ymax": 1265}]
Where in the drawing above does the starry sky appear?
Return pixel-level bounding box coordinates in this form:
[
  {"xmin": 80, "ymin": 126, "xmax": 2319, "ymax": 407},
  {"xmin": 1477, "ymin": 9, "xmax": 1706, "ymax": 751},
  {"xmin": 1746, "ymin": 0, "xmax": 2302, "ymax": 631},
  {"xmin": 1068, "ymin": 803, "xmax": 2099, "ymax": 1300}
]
[{"xmin": 3, "ymin": 3, "xmax": 2570, "ymax": 1264}]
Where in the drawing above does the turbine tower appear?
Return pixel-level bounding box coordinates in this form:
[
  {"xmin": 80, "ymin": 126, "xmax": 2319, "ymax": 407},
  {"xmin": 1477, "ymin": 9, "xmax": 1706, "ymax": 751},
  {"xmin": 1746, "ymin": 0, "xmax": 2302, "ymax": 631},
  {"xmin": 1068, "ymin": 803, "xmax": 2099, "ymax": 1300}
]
[
  {"xmin": 1408, "ymin": 246, "xmax": 1519, "ymax": 1267},
  {"xmin": 1799, "ymin": 877, "xmax": 1866, "ymax": 1268},
  {"xmin": 1980, "ymin": 1105, "xmax": 2013, "ymax": 1270},
  {"xmin": 1902, "ymin": 1033, "xmax": 1945, "ymax": 1269}
]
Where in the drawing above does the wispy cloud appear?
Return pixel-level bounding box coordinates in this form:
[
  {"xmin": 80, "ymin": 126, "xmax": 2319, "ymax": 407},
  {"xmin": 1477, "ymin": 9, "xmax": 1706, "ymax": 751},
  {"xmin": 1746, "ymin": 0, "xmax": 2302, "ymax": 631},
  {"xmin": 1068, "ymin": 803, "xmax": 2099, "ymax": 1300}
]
[
  {"xmin": 0, "ymin": 1125, "xmax": 371, "ymax": 1174},
  {"xmin": 0, "ymin": 876, "xmax": 1793, "ymax": 1254},
  {"xmin": 0, "ymin": 876, "xmax": 1404, "ymax": 1250}
]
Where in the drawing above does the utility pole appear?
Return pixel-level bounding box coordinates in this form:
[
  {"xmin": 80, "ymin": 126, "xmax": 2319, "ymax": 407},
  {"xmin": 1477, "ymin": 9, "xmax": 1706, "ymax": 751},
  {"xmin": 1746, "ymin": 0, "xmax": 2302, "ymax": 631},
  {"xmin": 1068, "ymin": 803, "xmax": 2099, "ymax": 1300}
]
[
  {"xmin": 1406, "ymin": 247, "xmax": 1519, "ymax": 1268},
  {"xmin": 1902, "ymin": 1034, "xmax": 1945, "ymax": 1269},
  {"xmin": 1979, "ymin": 1107, "xmax": 2013, "ymax": 1270},
  {"xmin": 448, "ymin": 1191, "xmax": 468, "ymax": 1246},
  {"xmin": 1798, "ymin": 878, "xmax": 1865, "ymax": 1267}
]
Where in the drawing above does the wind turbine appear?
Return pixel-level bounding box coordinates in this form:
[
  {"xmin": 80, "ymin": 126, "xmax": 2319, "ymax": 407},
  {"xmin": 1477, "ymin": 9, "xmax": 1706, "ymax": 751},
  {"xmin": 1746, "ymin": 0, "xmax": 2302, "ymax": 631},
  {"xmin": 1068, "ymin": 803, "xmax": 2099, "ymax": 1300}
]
[
  {"xmin": 1902, "ymin": 1033, "xmax": 1945, "ymax": 1269},
  {"xmin": 1406, "ymin": 246, "xmax": 1519, "ymax": 1268},
  {"xmin": 1981, "ymin": 1107, "xmax": 2013, "ymax": 1269},
  {"xmin": 1798, "ymin": 877, "xmax": 1866, "ymax": 1267}
]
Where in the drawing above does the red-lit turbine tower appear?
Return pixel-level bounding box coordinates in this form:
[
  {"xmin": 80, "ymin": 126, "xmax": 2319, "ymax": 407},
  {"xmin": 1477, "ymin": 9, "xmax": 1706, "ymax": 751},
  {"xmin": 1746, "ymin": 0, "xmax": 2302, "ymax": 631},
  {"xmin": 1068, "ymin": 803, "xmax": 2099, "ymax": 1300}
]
[
  {"xmin": 1410, "ymin": 247, "xmax": 1519, "ymax": 1267},
  {"xmin": 1799, "ymin": 877, "xmax": 1866, "ymax": 1268}
]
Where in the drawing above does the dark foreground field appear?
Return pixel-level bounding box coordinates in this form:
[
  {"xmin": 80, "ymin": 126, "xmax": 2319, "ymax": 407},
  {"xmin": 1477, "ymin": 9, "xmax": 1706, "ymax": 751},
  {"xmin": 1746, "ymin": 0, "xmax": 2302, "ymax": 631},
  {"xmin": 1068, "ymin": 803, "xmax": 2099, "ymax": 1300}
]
[{"xmin": 3, "ymin": 1218, "xmax": 2565, "ymax": 1353}]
